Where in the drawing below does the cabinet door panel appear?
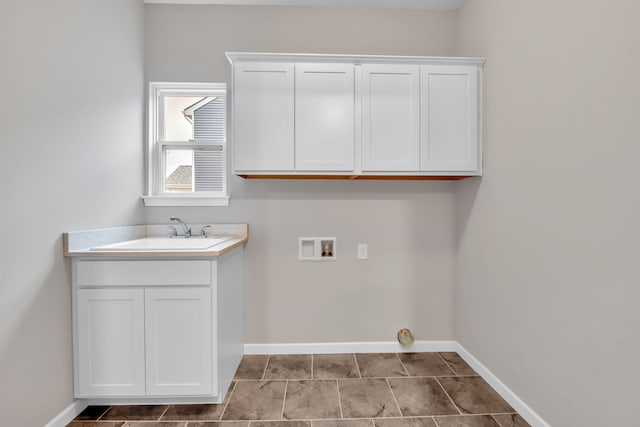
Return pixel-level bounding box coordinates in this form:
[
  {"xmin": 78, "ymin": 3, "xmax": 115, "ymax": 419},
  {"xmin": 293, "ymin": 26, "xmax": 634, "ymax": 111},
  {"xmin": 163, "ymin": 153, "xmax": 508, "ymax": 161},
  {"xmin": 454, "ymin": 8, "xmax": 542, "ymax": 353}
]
[
  {"xmin": 362, "ymin": 64, "xmax": 420, "ymax": 171},
  {"xmin": 420, "ymin": 65, "xmax": 479, "ymax": 172},
  {"xmin": 233, "ymin": 62, "xmax": 294, "ymax": 171},
  {"xmin": 77, "ymin": 288, "xmax": 145, "ymax": 397},
  {"xmin": 145, "ymin": 288, "xmax": 213, "ymax": 396},
  {"xmin": 295, "ymin": 63, "xmax": 355, "ymax": 171}
]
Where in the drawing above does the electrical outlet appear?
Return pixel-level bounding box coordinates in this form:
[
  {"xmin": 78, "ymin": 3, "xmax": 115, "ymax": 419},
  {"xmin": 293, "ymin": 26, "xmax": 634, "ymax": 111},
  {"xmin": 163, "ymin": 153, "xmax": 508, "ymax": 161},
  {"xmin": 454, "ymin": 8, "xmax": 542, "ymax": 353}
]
[{"xmin": 357, "ymin": 243, "xmax": 368, "ymax": 260}]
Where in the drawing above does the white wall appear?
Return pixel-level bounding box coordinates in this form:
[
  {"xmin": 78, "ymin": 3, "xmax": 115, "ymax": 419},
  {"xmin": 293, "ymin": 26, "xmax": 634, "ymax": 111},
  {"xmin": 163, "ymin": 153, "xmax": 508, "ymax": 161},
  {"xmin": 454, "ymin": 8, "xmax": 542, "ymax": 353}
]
[
  {"xmin": 0, "ymin": 1, "xmax": 145, "ymax": 425},
  {"xmin": 455, "ymin": 1, "xmax": 640, "ymax": 426},
  {"xmin": 145, "ymin": 5, "xmax": 459, "ymax": 344}
]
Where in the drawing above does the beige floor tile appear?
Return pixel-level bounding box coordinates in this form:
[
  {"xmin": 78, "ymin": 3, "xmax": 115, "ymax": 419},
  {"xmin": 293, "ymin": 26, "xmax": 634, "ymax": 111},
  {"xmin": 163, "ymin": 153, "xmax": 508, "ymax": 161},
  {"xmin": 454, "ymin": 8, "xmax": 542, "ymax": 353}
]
[
  {"xmin": 388, "ymin": 378, "xmax": 459, "ymax": 416},
  {"xmin": 491, "ymin": 414, "xmax": 530, "ymax": 427},
  {"xmin": 398, "ymin": 353, "xmax": 455, "ymax": 377},
  {"xmin": 102, "ymin": 406, "xmax": 168, "ymax": 421},
  {"xmin": 312, "ymin": 420, "xmax": 374, "ymax": 427},
  {"xmin": 283, "ymin": 380, "xmax": 341, "ymax": 419},
  {"xmin": 356, "ymin": 354, "xmax": 407, "ymax": 378},
  {"xmin": 437, "ymin": 354, "xmax": 476, "ymax": 376},
  {"xmin": 313, "ymin": 354, "xmax": 360, "ymax": 379},
  {"xmin": 162, "ymin": 404, "xmax": 224, "ymax": 421},
  {"xmin": 235, "ymin": 355, "xmax": 270, "ymax": 380},
  {"xmin": 222, "ymin": 381, "xmax": 286, "ymax": 420},
  {"xmin": 373, "ymin": 417, "xmax": 437, "ymax": 427},
  {"xmin": 436, "ymin": 377, "xmax": 513, "ymax": 415},
  {"xmin": 433, "ymin": 415, "xmax": 500, "ymax": 427},
  {"xmin": 264, "ymin": 355, "xmax": 312, "ymax": 380},
  {"xmin": 338, "ymin": 378, "xmax": 401, "ymax": 418}
]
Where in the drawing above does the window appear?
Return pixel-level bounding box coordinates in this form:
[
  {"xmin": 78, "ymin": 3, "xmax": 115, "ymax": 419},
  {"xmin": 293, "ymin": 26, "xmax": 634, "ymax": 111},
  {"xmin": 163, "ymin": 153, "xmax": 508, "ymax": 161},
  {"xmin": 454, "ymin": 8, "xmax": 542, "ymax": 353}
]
[{"xmin": 143, "ymin": 82, "xmax": 229, "ymax": 206}]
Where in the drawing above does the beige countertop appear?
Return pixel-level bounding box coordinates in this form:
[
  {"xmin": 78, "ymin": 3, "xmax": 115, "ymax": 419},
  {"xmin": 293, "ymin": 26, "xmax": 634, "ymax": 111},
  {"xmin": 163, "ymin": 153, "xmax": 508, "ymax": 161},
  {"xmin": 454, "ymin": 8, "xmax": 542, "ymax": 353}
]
[{"xmin": 63, "ymin": 224, "xmax": 248, "ymax": 258}]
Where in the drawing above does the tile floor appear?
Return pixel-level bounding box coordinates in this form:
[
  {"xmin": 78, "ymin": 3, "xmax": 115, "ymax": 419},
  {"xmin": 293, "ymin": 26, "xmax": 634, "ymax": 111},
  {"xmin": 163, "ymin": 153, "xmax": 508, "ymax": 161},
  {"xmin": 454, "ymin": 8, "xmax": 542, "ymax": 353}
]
[{"xmin": 67, "ymin": 352, "xmax": 530, "ymax": 427}]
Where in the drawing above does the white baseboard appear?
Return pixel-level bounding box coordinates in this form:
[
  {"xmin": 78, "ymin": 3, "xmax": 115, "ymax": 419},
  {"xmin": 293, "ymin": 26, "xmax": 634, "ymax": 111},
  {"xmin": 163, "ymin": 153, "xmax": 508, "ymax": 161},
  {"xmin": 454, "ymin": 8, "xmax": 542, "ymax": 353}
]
[
  {"xmin": 43, "ymin": 399, "xmax": 89, "ymax": 427},
  {"xmin": 244, "ymin": 340, "xmax": 458, "ymax": 355},
  {"xmin": 455, "ymin": 343, "xmax": 550, "ymax": 427}
]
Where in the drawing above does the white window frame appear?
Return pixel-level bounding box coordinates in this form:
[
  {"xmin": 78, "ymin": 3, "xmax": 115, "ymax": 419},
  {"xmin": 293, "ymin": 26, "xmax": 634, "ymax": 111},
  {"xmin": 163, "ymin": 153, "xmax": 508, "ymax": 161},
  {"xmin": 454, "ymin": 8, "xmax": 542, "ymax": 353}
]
[{"xmin": 143, "ymin": 82, "xmax": 230, "ymax": 207}]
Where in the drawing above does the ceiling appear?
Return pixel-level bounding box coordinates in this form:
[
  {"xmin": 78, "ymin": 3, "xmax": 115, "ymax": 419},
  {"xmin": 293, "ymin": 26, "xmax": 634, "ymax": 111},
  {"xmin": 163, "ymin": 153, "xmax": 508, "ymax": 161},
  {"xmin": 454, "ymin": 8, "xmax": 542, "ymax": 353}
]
[{"xmin": 142, "ymin": 0, "xmax": 465, "ymax": 11}]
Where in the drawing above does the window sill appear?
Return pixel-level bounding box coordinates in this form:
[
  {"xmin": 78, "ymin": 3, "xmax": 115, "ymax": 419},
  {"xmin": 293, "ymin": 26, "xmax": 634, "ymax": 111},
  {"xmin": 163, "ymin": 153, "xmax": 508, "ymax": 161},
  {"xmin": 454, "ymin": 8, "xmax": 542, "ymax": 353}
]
[{"xmin": 142, "ymin": 195, "xmax": 230, "ymax": 207}]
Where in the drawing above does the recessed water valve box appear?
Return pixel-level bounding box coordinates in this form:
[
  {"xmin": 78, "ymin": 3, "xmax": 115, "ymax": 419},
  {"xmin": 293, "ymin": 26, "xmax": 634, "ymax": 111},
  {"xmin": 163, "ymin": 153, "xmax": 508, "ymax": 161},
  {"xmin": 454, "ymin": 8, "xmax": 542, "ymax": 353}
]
[{"xmin": 299, "ymin": 237, "xmax": 337, "ymax": 261}]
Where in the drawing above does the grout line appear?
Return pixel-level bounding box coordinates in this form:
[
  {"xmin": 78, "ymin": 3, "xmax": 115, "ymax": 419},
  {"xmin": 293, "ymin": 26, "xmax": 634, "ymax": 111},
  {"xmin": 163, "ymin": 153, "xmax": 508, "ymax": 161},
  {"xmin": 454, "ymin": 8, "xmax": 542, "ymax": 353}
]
[
  {"xmin": 233, "ymin": 374, "xmax": 479, "ymax": 381},
  {"xmin": 280, "ymin": 379, "xmax": 289, "ymax": 420},
  {"xmin": 158, "ymin": 405, "xmax": 171, "ymax": 421},
  {"xmin": 434, "ymin": 377, "xmax": 463, "ymax": 416},
  {"xmin": 434, "ymin": 414, "xmax": 511, "ymax": 423},
  {"xmin": 353, "ymin": 353, "xmax": 362, "ymax": 378},
  {"xmin": 95, "ymin": 406, "xmax": 111, "ymax": 421},
  {"xmin": 336, "ymin": 379, "xmax": 344, "ymax": 419},
  {"xmin": 491, "ymin": 414, "xmax": 506, "ymax": 427},
  {"xmin": 394, "ymin": 352, "xmax": 411, "ymax": 377},
  {"xmin": 385, "ymin": 377, "xmax": 404, "ymax": 417},
  {"xmin": 261, "ymin": 355, "xmax": 271, "ymax": 381},
  {"xmin": 219, "ymin": 379, "xmax": 238, "ymax": 421},
  {"xmin": 311, "ymin": 354, "xmax": 314, "ymax": 379},
  {"xmin": 436, "ymin": 352, "xmax": 458, "ymax": 376}
]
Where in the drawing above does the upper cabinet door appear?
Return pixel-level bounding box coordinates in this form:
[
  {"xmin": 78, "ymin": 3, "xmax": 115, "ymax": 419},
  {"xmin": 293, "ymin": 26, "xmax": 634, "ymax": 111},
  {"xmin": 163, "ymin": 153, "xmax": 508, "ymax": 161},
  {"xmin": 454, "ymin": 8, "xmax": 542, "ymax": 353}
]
[
  {"xmin": 233, "ymin": 62, "xmax": 294, "ymax": 171},
  {"xmin": 295, "ymin": 63, "xmax": 355, "ymax": 171},
  {"xmin": 420, "ymin": 65, "xmax": 480, "ymax": 172},
  {"xmin": 361, "ymin": 64, "xmax": 420, "ymax": 171}
]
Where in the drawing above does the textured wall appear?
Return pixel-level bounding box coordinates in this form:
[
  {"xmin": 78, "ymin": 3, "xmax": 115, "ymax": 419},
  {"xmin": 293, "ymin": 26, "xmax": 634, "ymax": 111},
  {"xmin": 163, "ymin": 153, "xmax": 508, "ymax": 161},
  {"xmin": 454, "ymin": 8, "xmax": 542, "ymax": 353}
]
[
  {"xmin": 455, "ymin": 1, "xmax": 640, "ymax": 426},
  {"xmin": 0, "ymin": 1, "xmax": 146, "ymax": 425},
  {"xmin": 145, "ymin": 5, "xmax": 459, "ymax": 344}
]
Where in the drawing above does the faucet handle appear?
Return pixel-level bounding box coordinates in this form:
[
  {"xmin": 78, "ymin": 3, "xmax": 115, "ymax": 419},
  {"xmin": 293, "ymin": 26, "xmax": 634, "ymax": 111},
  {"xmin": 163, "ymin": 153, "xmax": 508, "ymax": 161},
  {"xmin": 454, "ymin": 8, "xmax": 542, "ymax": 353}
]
[
  {"xmin": 200, "ymin": 225, "xmax": 212, "ymax": 238},
  {"xmin": 167, "ymin": 225, "xmax": 178, "ymax": 237}
]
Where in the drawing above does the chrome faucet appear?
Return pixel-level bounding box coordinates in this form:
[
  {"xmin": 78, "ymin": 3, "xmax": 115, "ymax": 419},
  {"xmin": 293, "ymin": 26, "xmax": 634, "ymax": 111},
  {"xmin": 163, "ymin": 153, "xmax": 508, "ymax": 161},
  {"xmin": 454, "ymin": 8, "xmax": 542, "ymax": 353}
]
[
  {"xmin": 200, "ymin": 225, "xmax": 212, "ymax": 238},
  {"xmin": 170, "ymin": 216, "xmax": 191, "ymax": 238}
]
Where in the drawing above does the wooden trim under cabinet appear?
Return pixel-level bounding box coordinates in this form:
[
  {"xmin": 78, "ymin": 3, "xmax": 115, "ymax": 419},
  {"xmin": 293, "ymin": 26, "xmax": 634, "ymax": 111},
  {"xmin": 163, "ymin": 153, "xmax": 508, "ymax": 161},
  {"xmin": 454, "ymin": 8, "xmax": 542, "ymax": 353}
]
[{"xmin": 237, "ymin": 174, "xmax": 475, "ymax": 180}]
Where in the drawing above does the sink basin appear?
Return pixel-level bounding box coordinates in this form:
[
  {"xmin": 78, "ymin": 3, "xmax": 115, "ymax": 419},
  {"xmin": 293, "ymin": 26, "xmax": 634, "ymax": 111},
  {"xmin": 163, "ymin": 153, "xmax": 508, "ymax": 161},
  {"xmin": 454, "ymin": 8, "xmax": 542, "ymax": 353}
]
[{"xmin": 91, "ymin": 237, "xmax": 233, "ymax": 251}]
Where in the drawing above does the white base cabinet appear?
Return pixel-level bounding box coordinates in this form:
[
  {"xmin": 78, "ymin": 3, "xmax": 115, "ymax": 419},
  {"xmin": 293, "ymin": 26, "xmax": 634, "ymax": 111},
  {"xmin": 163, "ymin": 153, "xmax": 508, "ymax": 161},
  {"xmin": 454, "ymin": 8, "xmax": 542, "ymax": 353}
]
[{"xmin": 72, "ymin": 248, "xmax": 244, "ymax": 403}]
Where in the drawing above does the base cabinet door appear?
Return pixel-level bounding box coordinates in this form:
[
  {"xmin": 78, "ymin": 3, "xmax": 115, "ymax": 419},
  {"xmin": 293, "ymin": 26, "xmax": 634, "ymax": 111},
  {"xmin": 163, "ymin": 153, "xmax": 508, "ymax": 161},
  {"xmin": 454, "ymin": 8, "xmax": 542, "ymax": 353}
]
[
  {"xmin": 420, "ymin": 65, "xmax": 479, "ymax": 172},
  {"xmin": 145, "ymin": 287, "xmax": 213, "ymax": 396},
  {"xmin": 76, "ymin": 288, "xmax": 145, "ymax": 397}
]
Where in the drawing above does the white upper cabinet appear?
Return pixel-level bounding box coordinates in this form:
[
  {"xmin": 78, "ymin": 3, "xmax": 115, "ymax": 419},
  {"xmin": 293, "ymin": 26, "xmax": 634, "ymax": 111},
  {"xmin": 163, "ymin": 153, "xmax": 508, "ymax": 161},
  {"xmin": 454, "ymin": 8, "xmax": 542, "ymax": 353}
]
[
  {"xmin": 420, "ymin": 65, "xmax": 479, "ymax": 172},
  {"xmin": 227, "ymin": 53, "xmax": 484, "ymax": 179},
  {"xmin": 232, "ymin": 62, "xmax": 294, "ymax": 171},
  {"xmin": 295, "ymin": 63, "xmax": 355, "ymax": 171},
  {"xmin": 361, "ymin": 64, "xmax": 420, "ymax": 171}
]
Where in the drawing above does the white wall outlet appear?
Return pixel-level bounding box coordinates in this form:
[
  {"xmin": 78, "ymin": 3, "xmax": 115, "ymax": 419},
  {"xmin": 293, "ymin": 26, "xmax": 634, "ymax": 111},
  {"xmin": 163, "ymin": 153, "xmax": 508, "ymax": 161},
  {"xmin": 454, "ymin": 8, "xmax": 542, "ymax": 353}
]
[{"xmin": 357, "ymin": 243, "xmax": 368, "ymax": 260}]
